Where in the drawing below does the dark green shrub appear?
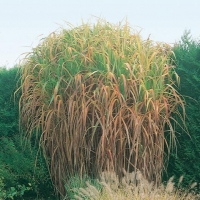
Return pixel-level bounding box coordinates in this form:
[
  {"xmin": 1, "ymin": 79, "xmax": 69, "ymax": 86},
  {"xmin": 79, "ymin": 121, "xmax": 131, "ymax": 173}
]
[
  {"xmin": 166, "ymin": 31, "xmax": 200, "ymax": 191},
  {"xmin": 0, "ymin": 135, "xmax": 57, "ymax": 199},
  {"xmin": 0, "ymin": 67, "xmax": 19, "ymax": 137},
  {"xmin": 0, "ymin": 67, "xmax": 57, "ymax": 199}
]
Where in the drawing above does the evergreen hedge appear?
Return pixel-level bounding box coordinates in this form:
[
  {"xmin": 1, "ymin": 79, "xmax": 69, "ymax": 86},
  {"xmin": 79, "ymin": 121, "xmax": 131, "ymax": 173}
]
[
  {"xmin": 166, "ymin": 31, "xmax": 200, "ymax": 191},
  {"xmin": 0, "ymin": 67, "xmax": 57, "ymax": 199}
]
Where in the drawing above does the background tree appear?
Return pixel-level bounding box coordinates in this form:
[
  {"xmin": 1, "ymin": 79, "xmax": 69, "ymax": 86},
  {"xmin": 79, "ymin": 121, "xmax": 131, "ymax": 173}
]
[
  {"xmin": 0, "ymin": 67, "xmax": 56, "ymax": 199},
  {"xmin": 166, "ymin": 31, "xmax": 200, "ymax": 191}
]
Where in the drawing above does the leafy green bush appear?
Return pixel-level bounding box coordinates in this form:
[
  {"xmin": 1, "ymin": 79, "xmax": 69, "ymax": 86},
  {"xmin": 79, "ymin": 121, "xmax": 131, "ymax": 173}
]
[
  {"xmin": 0, "ymin": 177, "xmax": 32, "ymax": 200},
  {"xmin": 0, "ymin": 136, "xmax": 56, "ymax": 199},
  {"xmin": 0, "ymin": 67, "xmax": 57, "ymax": 199},
  {"xmin": 166, "ymin": 31, "xmax": 200, "ymax": 191},
  {"xmin": 0, "ymin": 67, "xmax": 19, "ymax": 137}
]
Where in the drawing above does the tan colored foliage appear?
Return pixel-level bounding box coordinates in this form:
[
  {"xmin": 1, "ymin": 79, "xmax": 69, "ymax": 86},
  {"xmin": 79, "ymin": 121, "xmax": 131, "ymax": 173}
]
[
  {"xmin": 73, "ymin": 170, "xmax": 198, "ymax": 200},
  {"xmin": 19, "ymin": 19, "xmax": 185, "ymax": 197}
]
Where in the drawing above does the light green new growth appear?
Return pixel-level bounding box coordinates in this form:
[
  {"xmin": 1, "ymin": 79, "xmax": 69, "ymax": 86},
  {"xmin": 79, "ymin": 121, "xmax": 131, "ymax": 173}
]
[{"xmin": 19, "ymin": 19, "xmax": 185, "ymax": 196}]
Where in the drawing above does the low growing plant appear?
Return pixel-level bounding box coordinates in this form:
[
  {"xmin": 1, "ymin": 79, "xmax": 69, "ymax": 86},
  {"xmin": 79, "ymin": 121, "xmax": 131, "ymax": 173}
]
[
  {"xmin": 64, "ymin": 174, "xmax": 102, "ymax": 200},
  {"xmin": 73, "ymin": 171, "xmax": 199, "ymax": 200},
  {"xmin": 0, "ymin": 177, "xmax": 32, "ymax": 200}
]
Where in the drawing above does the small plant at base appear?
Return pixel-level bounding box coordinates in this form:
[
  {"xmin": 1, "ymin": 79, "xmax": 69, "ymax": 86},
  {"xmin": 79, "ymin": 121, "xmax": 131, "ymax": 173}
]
[
  {"xmin": 64, "ymin": 174, "xmax": 102, "ymax": 200},
  {"xmin": 0, "ymin": 177, "xmax": 32, "ymax": 200},
  {"xmin": 73, "ymin": 170, "xmax": 199, "ymax": 200}
]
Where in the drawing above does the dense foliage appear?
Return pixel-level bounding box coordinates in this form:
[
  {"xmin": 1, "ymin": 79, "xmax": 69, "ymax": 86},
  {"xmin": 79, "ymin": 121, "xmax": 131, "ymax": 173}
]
[
  {"xmin": 0, "ymin": 67, "xmax": 56, "ymax": 199},
  {"xmin": 0, "ymin": 67, "xmax": 18, "ymax": 137},
  {"xmin": 1, "ymin": 26, "xmax": 200, "ymax": 199},
  {"xmin": 166, "ymin": 31, "xmax": 200, "ymax": 190},
  {"xmin": 19, "ymin": 20, "xmax": 184, "ymax": 197}
]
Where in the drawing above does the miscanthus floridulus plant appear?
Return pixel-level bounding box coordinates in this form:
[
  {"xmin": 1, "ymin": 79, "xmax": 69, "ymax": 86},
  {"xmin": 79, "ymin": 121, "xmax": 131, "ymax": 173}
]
[{"xmin": 19, "ymin": 19, "xmax": 185, "ymax": 197}]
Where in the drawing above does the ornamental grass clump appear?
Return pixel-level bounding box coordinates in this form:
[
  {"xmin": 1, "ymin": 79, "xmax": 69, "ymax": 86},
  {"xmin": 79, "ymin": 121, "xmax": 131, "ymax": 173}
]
[
  {"xmin": 19, "ymin": 19, "xmax": 185, "ymax": 197},
  {"xmin": 72, "ymin": 170, "xmax": 199, "ymax": 200}
]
